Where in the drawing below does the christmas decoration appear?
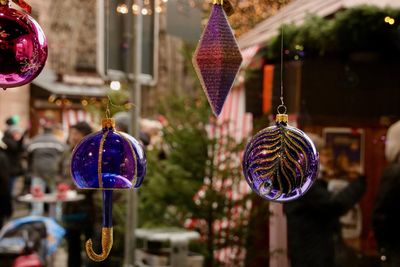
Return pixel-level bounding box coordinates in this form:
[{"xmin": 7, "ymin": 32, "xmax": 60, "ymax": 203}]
[
  {"xmin": 242, "ymin": 113, "xmax": 319, "ymax": 202},
  {"xmin": 0, "ymin": 0, "xmax": 47, "ymax": 89},
  {"xmin": 192, "ymin": 0, "xmax": 242, "ymax": 116},
  {"xmin": 70, "ymin": 118, "xmax": 146, "ymax": 262}
]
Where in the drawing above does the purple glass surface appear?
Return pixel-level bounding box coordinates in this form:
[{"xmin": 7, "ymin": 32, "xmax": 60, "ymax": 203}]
[
  {"xmin": 192, "ymin": 4, "xmax": 242, "ymax": 116},
  {"xmin": 243, "ymin": 121, "xmax": 319, "ymax": 202},
  {"xmin": 70, "ymin": 127, "xmax": 147, "ymax": 190},
  {"xmin": 0, "ymin": 5, "xmax": 47, "ymax": 89}
]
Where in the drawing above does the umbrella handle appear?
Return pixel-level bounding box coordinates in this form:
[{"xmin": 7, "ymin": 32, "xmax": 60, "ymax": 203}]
[
  {"xmin": 86, "ymin": 227, "xmax": 113, "ymax": 262},
  {"xmin": 86, "ymin": 190, "xmax": 113, "ymax": 262}
]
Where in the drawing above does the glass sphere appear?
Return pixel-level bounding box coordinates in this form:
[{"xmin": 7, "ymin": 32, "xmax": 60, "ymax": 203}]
[
  {"xmin": 71, "ymin": 126, "xmax": 146, "ymax": 190},
  {"xmin": 243, "ymin": 120, "xmax": 319, "ymax": 202},
  {"xmin": 0, "ymin": 5, "xmax": 48, "ymax": 89}
]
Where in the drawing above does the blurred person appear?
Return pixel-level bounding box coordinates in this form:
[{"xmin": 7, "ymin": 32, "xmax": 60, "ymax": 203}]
[
  {"xmin": 61, "ymin": 121, "xmax": 95, "ymax": 267},
  {"xmin": 372, "ymin": 120, "xmax": 400, "ymax": 267},
  {"xmin": 113, "ymin": 111, "xmax": 150, "ymax": 146},
  {"xmin": 3, "ymin": 116, "xmax": 26, "ymax": 198},
  {"xmin": 284, "ymin": 134, "xmax": 366, "ymax": 267},
  {"xmin": 0, "ymin": 131, "xmax": 11, "ymax": 228},
  {"xmin": 27, "ymin": 121, "xmax": 65, "ymax": 215}
]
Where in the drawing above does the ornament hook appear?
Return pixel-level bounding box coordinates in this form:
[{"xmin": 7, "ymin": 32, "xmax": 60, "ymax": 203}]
[
  {"xmin": 85, "ymin": 227, "xmax": 113, "ymax": 262},
  {"xmin": 277, "ymin": 104, "xmax": 287, "ymax": 115},
  {"xmin": 213, "ymin": 0, "xmax": 223, "ymax": 5},
  {"xmin": 105, "ymin": 95, "xmax": 134, "ymax": 119}
]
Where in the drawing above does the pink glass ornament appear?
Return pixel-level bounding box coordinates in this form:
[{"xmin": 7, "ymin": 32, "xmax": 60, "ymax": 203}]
[{"xmin": 0, "ymin": 2, "xmax": 47, "ymax": 89}]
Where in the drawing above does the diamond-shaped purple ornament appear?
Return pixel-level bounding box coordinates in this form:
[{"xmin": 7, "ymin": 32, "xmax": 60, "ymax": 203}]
[{"xmin": 192, "ymin": 4, "xmax": 243, "ymax": 116}]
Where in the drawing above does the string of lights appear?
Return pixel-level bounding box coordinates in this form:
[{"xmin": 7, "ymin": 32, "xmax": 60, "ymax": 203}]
[
  {"xmin": 116, "ymin": 0, "xmax": 168, "ymax": 15},
  {"xmin": 116, "ymin": 0, "xmax": 292, "ymax": 37}
]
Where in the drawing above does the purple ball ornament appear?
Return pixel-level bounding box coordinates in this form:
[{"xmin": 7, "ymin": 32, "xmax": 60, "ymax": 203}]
[
  {"xmin": 0, "ymin": 0, "xmax": 47, "ymax": 89},
  {"xmin": 70, "ymin": 118, "xmax": 146, "ymax": 262},
  {"xmin": 243, "ymin": 113, "xmax": 319, "ymax": 202}
]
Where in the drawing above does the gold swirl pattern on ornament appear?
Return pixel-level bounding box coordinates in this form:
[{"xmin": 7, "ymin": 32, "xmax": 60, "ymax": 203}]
[
  {"xmin": 273, "ymin": 169, "xmax": 283, "ymax": 199},
  {"xmin": 251, "ymin": 155, "xmax": 280, "ymax": 172},
  {"xmin": 258, "ymin": 169, "xmax": 277, "ymax": 183},
  {"xmin": 283, "ymin": 132, "xmax": 309, "ymax": 186},
  {"xmin": 280, "ymin": 159, "xmax": 292, "ymax": 194},
  {"xmin": 286, "ymin": 130, "xmax": 310, "ymax": 168},
  {"xmin": 248, "ymin": 125, "xmax": 311, "ymax": 198},
  {"xmin": 252, "ymin": 145, "xmax": 281, "ymax": 158},
  {"xmin": 287, "ymin": 130, "xmax": 309, "ymax": 148},
  {"xmin": 283, "ymin": 158, "xmax": 297, "ymax": 187},
  {"xmin": 283, "ymin": 145, "xmax": 305, "ymax": 186},
  {"xmin": 253, "ymin": 133, "xmax": 281, "ymax": 143},
  {"xmin": 252, "ymin": 130, "xmax": 280, "ymax": 145}
]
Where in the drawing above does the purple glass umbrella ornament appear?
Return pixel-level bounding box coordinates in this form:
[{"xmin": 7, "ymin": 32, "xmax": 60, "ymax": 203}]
[
  {"xmin": 242, "ymin": 113, "xmax": 319, "ymax": 202},
  {"xmin": 0, "ymin": 0, "xmax": 47, "ymax": 89},
  {"xmin": 70, "ymin": 118, "xmax": 146, "ymax": 262},
  {"xmin": 192, "ymin": 0, "xmax": 242, "ymax": 116}
]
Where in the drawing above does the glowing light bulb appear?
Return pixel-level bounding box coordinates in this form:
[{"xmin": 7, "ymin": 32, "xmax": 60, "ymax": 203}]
[
  {"xmin": 110, "ymin": 81, "xmax": 121, "ymax": 91},
  {"xmin": 155, "ymin": 6, "xmax": 162, "ymax": 13},
  {"xmin": 385, "ymin": 16, "xmax": 395, "ymax": 25},
  {"xmin": 116, "ymin": 4, "xmax": 129, "ymax": 14}
]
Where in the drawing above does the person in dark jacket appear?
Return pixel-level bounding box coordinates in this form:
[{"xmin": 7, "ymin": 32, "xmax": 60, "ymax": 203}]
[
  {"xmin": 3, "ymin": 117, "xmax": 25, "ymax": 197},
  {"xmin": 62, "ymin": 121, "xmax": 95, "ymax": 267},
  {"xmin": 113, "ymin": 111, "xmax": 150, "ymax": 146},
  {"xmin": 284, "ymin": 138, "xmax": 366, "ymax": 267},
  {"xmin": 372, "ymin": 120, "xmax": 400, "ymax": 267},
  {"xmin": 0, "ymin": 131, "xmax": 11, "ymax": 228}
]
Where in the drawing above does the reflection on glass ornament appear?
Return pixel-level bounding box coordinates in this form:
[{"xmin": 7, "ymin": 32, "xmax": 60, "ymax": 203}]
[
  {"xmin": 0, "ymin": 0, "xmax": 47, "ymax": 89},
  {"xmin": 70, "ymin": 118, "xmax": 146, "ymax": 262},
  {"xmin": 243, "ymin": 114, "xmax": 319, "ymax": 202},
  {"xmin": 192, "ymin": 0, "xmax": 242, "ymax": 116}
]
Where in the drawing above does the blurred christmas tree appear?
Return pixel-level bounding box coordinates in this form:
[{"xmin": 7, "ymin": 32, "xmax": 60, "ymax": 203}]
[
  {"xmin": 139, "ymin": 93, "xmax": 250, "ymax": 266},
  {"xmin": 139, "ymin": 94, "xmax": 210, "ymax": 228}
]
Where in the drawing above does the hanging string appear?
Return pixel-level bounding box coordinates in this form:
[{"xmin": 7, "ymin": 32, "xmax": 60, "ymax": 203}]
[
  {"xmin": 105, "ymin": 95, "xmax": 134, "ymax": 119},
  {"xmin": 106, "ymin": 97, "xmax": 111, "ymax": 119},
  {"xmin": 103, "ymin": 1, "xmax": 134, "ymax": 118},
  {"xmin": 277, "ymin": 15, "xmax": 287, "ymax": 115},
  {"xmin": 280, "ymin": 25, "xmax": 284, "ymax": 106},
  {"xmin": 105, "ymin": 0, "xmax": 110, "ymax": 77}
]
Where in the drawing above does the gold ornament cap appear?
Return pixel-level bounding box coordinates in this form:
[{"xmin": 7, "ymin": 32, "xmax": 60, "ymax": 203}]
[
  {"xmin": 213, "ymin": 0, "xmax": 234, "ymax": 16},
  {"xmin": 276, "ymin": 114, "xmax": 288, "ymax": 123},
  {"xmin": 102, "ymin": 118, "xmax": 115, "ymax": 129},
  {"xmin": 213, "ymin": 0, "xmax": 223, "ymax": 5},
  {"xmin": 0, "ymin": 0, "xmax": 8, "ymax": 5}
]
